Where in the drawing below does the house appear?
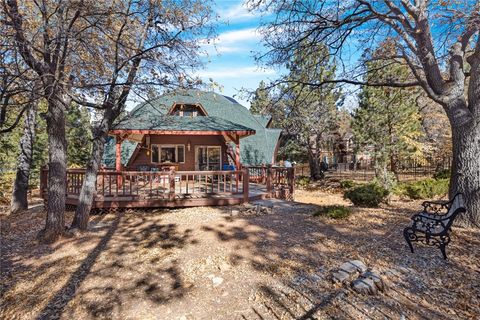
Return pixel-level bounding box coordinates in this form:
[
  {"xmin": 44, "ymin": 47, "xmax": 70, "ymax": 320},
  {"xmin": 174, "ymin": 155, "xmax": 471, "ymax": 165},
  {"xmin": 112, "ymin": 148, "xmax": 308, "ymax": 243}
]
[
  {"xmin": 103, "ymin": 89, "xmax": 282, "ymax": 172},
  {"xmin": 40, "ymin": 90, "xmax": 293, "ymax": 209}
]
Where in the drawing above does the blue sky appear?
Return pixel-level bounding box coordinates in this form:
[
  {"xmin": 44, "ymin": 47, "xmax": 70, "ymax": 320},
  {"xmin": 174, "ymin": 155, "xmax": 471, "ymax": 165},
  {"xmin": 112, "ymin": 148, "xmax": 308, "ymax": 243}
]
[{"xmin": 196, "ymin": 0, "xmax": 276, "ymax": 107}]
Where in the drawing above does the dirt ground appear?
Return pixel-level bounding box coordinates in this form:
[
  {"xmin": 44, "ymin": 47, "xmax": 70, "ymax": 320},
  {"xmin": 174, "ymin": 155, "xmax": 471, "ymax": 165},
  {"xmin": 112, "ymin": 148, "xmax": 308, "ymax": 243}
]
[{"xmin": 1, "ymin": 189, "xmax": 479, "ymax": 320}]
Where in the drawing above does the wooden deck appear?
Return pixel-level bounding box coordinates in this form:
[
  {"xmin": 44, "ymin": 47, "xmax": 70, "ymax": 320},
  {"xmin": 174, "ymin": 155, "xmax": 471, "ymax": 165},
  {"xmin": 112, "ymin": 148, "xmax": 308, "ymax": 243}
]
[{"xmin": 40, "ymin": 166, "xmax": 294, "ymax": 210}]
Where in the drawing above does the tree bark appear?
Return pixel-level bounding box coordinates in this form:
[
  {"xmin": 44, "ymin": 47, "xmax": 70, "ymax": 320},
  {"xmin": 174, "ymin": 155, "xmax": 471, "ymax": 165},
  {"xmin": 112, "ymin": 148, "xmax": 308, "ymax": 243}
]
[
  {"xmin": 71, "ymin": 129, "xmax": 108, "ymax": 230},
  {"xmin": 449, "ymin": 117, "xmax": 480, "ymax": 227},
  {"xmin": 307, "ymin": 146, "xmax": 323, "ymax": 180},
  {"xmin": 10, "ymin": 102, "xmax": 37, "ymax": 214},
  {"xmin": 38, "ymin": 96, "xmax": 67, "ymax": 243}
]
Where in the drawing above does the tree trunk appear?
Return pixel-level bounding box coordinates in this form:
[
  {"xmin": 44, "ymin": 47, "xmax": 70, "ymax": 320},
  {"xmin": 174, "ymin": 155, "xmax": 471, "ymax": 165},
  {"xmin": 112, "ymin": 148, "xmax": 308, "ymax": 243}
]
[
  {"xmin": 449, "ymin": 119, "xmax": 480, "ymax": 227},
  {"xmin": 71, "ymin": 130, "xmax": 108, "ymax": 230},
  {"xmin": 10, "ymin": 102, "xmax": 37, "ymax": 214},
  {"xmin": 38, "ymin": 97, "xmax": 67, "ymax": 243},
  {"xmin": 308, "ymin": 148, "xmax": 322, "ymax": 180}
]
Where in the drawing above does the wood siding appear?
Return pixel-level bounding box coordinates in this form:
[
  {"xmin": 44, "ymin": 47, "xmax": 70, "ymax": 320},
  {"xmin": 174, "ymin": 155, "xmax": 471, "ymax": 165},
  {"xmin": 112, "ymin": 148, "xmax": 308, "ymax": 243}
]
[{"xmin": 127, "ymin": 135, "xmax": 229, "ymax": 171}]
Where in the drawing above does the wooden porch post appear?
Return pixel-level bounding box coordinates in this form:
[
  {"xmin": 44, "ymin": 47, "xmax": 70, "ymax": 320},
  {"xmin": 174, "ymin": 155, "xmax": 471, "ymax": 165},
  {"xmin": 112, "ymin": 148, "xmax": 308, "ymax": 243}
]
[
  {"xmin": 235, "ymin": 135, "xmax": 241, "ymax": 170},
  {"xmin": 115, "ymin": 135, "xmax": 123, "ymax": 187}
]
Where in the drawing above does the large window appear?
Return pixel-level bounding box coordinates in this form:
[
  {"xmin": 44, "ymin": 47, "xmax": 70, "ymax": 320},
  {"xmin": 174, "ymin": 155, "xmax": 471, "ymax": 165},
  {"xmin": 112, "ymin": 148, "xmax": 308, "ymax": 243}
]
[
  {"xmin": 151, "ymin": 145, "xmax": 185, "ymax": 163},
  {"xmin": 196, "ymin": 146, "xmax": 221, "ymax": 170}
]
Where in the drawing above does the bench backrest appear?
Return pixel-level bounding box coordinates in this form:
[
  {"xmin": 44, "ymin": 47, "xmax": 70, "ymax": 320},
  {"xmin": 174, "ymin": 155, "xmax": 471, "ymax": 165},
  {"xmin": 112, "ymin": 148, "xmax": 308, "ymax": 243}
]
[{"xmin": 444, "ymin": 193, "xmax": 466, "ymax": 228}]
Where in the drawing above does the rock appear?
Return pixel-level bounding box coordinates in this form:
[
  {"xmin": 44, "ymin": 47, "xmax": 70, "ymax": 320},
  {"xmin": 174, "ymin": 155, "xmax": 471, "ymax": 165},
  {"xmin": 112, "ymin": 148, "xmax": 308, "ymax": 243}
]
[
  {"xmin": 339, "ymin": 260, "xmax": 368, "ymax": 274},
  {"xmin": 351, "ymin": 277, "xmax": 378, "ymax": 295},
  {"xmin": 363, "ymin": 270, "xmax": 386, "ymax": 292},
  {"xmin": 212, "ymin": 277, "xmax": 223, "ymax": 287},
  {"xmin": 333, "ymin": 260, "xmax": 367, "ymax": 284},
  {"xmin": 332, "ymin": 270, "xmax": 352, "ymax": 284},
  {"xmin": 230, "ymin": 209, "xmax": 240, "ymax": 216}
]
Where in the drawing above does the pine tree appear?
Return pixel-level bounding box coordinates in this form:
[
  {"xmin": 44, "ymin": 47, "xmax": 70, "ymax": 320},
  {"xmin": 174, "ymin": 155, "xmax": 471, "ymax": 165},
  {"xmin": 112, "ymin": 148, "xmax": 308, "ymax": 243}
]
[
  {"xmin": 66, "ymin": 105, "xmax": 92, "ymax": 168},
  {"xmin": 250, "ymin": 80, "xmax": 270, "ymax": 115},
  {"xmin": 353, "ymin": 42, "xmax": 423, "ymax": 184},
  {"xmin": 281, "ymin": 43, "xmax": 340, "ymax": 179}
]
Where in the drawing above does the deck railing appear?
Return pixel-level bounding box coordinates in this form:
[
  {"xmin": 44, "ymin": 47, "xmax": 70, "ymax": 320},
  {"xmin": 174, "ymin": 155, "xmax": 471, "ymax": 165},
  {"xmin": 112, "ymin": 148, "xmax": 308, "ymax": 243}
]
[
  {"xmin": 246, "ymin": 165, "xmax": 295, "ymax": 200},
  {"xmin": 41, "ymin": 166, "xmax": 250, "ymax": 207}
]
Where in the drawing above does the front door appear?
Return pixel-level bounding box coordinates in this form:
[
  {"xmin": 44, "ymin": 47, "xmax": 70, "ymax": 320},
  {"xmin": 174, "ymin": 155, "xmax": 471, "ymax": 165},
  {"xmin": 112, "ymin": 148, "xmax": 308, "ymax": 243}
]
[{"xmin": 195, "ymin": 146, "xmax": 221, "ymax": 170}]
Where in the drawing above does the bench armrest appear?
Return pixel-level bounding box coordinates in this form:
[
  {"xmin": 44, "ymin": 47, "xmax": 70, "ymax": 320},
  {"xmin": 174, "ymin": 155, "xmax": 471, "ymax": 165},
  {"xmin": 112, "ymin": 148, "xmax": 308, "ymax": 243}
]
[{"xmin": 414, "ymin": 212, "xmax": 451, "ymax": 222}]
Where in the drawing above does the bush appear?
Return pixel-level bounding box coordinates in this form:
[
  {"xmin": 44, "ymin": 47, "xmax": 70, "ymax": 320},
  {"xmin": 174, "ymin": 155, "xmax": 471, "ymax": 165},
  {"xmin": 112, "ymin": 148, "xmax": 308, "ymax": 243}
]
[
  {"xmin": 339, "ymin": 179, "xmax": 355, "ymax": 189},
  {"xmin": 433, "ymin": 168, "xmax": 450, "ymax": 180},
  {"xmin": 404, "ymin": 178, "xmax": 449, "ymax": 200},
  {"xmin": 344, "ymin": 183, "xmax": 389, "ymax": 207},
  {"xmin": 313, "ymin": 205, "xmax": 351, "ymax": 219},
  {"xmin": 296, "ymin": 176, "xmax": 311, "ymax": 188}
]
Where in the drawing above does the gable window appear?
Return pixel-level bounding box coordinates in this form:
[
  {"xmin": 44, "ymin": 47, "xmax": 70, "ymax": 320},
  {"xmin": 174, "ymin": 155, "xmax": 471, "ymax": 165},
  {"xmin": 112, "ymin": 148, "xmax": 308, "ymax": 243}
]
[
  {"xmin": 151, "ymin": 145, "xmax": 185, "ymax": 163},
  {"xmin": 170, "ymin": 104, "xmax": 206, "ymax": 117}
]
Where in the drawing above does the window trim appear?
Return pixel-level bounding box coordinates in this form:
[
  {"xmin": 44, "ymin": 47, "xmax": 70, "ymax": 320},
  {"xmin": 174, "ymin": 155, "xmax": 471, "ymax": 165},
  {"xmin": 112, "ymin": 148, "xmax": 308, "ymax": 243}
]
[
  {"xmin": 194, "ymin": 145, "xmax": 222, "ymax": 170},
  {"xmin": 151, "ymin": 144, "xmax": 185, "ymax": 164}
]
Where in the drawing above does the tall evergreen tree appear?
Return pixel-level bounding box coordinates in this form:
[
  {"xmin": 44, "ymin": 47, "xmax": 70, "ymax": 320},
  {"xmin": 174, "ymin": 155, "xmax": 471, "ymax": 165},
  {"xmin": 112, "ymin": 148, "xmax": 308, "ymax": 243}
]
[
  {"xmin": 353, "ymin": 43, "xmax": 423, "ymax": 184},
  {"xmin": 66, "ymin": 105, "xmax": 92, "ymax": 168},
  {"xmin": 272, "ymin": 43, "xmax": 341, "ymax": 179},
  {"xmin": 250, "ymin": 81, "xmax": 270, "ymax": 115}
]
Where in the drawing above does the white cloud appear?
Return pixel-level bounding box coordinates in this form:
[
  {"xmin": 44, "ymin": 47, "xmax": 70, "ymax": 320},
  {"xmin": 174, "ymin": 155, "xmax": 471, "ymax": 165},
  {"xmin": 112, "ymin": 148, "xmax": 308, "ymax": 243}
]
[
  {"xmin": 217, "ymin": 28, "xmax": 260, "ymax": 44},
  {"xmin": 217, "ymin": 3, "xmax": 256, "ymax": 22},
  {"xmin": 197, "ymin": 66, "xmax": 276, "ymax": 79},
  {"xmin": 199, "ymin": 28, "xmax": 261, "ymax": 55}
]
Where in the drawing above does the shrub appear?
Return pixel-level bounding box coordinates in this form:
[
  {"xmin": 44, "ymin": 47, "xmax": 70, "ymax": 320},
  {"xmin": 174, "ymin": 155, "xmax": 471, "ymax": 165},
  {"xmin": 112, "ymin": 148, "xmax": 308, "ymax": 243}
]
[
  {"xmin": 296, "ymin": 176, "xmax": 311, "ymax": 188},
  {"xmin": 433, "ymin": 168, "xmax": 450, "ymax": 180},
  {"xmin": 344, "ymin": 183, "xmax": 389, "ymax": 207},
  {"xmin": 404, "ymin": 178, "xmax": 449, "ymax": 200},
  {"xmin": 392, "ymin": 182, "xmax": 409, "ymax": 198},
  {"xmin": 339, "ymin": 179, "xmax": 355, "ymax": 189},
  {"xmin": 313, "ymin": 205, "xmax": 351, "ymax": 219}
]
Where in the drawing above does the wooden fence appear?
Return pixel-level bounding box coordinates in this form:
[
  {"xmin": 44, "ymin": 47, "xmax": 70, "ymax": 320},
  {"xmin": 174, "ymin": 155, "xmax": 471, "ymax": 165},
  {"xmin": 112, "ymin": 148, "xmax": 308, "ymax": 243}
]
[{"xmin": 246, "ymin": 165, "xmax": 295, "ymax": 200}]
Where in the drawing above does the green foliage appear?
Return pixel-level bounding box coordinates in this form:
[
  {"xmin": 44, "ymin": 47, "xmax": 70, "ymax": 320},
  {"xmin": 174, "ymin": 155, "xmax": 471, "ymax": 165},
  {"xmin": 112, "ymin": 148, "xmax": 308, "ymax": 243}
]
[
  {"xmin": 373, "ymin": 169, "xmax": 397, "ymax": 193},
  {"xmin": 344, "ymin": 183, "xmax": 389, "ymax": 207},
  {"xmin": 396, "ymin": 178, "xmax": 449, "ymax": 200},
  {"xmin": 353, "ymin": 41, "xmax": 424, "ymax": 178},
  {"xmin": 296, "ymin": 176, "xmax": 311, "ymax": 188},
  {"xmin": 66, "ymin": 105, "xmax": 92, "ymax": 167},
  {"xmin": 433, "ymin": 168, "xmax": 450, "ymax": 180},
  {"xmin": 250, "ymin": 80, "xmax": 271, "ymax": 115},
  {"xmin": 339, "ymin": 179, "xmax": 355, "ymax": 189},
  {"xmin": 278, "ymin": 139, "xmax": 308, "ymax": 163},
  {"xmin": 313, "ymin": 205, "xmax": 351, "ymax": 219}
]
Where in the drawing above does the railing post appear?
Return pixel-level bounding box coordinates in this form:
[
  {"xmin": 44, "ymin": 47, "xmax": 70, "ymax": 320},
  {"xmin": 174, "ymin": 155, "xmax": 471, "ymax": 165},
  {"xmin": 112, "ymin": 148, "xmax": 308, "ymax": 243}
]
[
  {"xmin": 288, "ymin": 167, "xmax": 295, "ymax": 200},
  {"xmin": 168, "ymin": 166, "xmax": 175, "ymax": 200},
  {"xmin": 169, "ymin": 166, "xmax": 176, "ymax": 200},
  {"xmin": 266, "ymin": 164, "xmax": 273, "ymax": 198},
  {"xmin": 242, "ymin": 167, "xmax": 249, "ymax": 203}
]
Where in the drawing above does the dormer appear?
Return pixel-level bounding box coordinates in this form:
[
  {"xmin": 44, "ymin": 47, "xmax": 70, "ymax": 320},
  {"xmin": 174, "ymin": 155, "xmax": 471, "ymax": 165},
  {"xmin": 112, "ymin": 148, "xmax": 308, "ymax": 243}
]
[{"xmin": 168, "ymin": 103, "xmax": 207, "ymax": 117}]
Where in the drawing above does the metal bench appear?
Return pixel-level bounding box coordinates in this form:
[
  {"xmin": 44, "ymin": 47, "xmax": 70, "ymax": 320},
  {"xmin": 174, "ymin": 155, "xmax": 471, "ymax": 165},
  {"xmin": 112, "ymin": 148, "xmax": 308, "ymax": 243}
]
[{"xmin": 403, "ymin": 193, "xmax": 466, "ymax": 259}]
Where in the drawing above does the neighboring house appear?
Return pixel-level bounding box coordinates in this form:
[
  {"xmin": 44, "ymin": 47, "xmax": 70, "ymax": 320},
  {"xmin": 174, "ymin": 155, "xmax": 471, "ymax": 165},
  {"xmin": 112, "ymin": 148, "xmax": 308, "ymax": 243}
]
[{"xmin": 103, "ymin": 89, "xmax": 282, "ymax": 171}]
